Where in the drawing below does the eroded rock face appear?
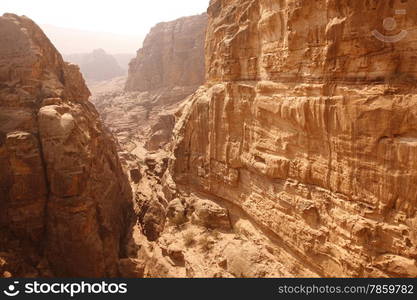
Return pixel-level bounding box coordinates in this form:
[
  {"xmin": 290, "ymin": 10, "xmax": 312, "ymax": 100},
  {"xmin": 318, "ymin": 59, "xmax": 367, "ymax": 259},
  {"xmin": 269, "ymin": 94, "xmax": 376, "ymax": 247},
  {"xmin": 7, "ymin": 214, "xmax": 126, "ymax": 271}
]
[
  {"xmin": 125, "ymin": 14, "xmax": 207, "ymax": 92},
  {"xmin": 0, "ymin": 14, "xmax": 133, "ymax": 277},
  {"xmin": 169, "ymin": 0, "xmax": 417, "ymax": 277}
]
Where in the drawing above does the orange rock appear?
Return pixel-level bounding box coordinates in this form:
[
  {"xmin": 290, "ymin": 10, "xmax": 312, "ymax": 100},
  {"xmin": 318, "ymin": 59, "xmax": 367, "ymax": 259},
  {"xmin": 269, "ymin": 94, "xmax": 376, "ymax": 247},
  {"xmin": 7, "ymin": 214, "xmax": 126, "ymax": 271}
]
[
  {"xmin": 0, "ymin": 14, "xmax": 134, "ymax": 277},
  {"xmin": 168, "ymin": 0, "xmax": 417, "ymax": 277}
]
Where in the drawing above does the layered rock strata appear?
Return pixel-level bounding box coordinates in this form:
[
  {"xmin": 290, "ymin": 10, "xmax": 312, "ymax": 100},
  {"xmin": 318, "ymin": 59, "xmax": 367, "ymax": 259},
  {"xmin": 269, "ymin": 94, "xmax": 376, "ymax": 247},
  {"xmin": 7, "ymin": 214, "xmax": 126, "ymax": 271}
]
[
  {"xmin": 166, "ymin": 0, "xmax": 417, "ymax": 277},
  {"xmin": 0, "ymin": 14, "xmax": 133, "ymax": 277},
  {"xmin": 125, "ymin": 14, "xmax": 207, "ymax": 92}
]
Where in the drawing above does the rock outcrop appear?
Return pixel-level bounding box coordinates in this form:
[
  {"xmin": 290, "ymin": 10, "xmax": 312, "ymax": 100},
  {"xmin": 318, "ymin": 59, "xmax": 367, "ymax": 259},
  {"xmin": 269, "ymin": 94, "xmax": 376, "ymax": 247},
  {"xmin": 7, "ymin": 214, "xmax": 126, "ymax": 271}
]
[
  {"xmin": 0, "ymin": 14, "xmax": 133, "ymax": 277},
  {"xmin": 166, "ymin": 0, "xmax": 417, "ymax": 277},
  {"xmin": 65, "ymin": 49, "xmax": 125, "ymax": 82}
]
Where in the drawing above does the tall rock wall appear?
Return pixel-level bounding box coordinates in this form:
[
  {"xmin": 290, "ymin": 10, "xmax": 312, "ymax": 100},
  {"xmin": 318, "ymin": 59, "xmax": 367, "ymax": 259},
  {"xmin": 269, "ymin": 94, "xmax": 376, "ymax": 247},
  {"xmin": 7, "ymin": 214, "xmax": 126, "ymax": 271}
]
[
  {"xmin": 169, "ymin": 0, "xmax": 417, "ymax": 277},
  {"xmin": 0, "ymin": 14, "xmax": 133, "ymax": 277},
  {"xmin": 125, "ymin": 14, "xmax": 207, "ymax": 92}
]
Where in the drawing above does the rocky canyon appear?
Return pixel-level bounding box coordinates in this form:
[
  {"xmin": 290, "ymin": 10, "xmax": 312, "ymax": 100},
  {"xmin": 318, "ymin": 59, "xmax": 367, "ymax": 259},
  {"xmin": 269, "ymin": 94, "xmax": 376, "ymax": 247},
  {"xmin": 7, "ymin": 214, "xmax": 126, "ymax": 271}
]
[
  {"xmin": 92, "ymin": 13, "xmax": 208, "ymax": 157},
  {"xmin": 1, "ymin": 0, "xmax": 417, "ymax": 279}
]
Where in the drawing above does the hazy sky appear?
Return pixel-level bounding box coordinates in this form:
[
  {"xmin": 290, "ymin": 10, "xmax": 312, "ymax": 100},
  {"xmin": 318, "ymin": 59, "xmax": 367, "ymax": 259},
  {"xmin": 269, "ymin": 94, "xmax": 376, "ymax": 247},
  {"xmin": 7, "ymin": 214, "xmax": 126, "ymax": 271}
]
[{"xmin": 0, "ymin": 0, "xmax": 209, "ymax": 36}]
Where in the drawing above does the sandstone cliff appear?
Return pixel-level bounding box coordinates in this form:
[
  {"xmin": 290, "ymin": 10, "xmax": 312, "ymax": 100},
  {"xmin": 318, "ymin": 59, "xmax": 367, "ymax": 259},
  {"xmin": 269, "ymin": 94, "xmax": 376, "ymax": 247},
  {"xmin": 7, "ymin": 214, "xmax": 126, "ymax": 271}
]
[
  {"xmin": 89, "ymin": 15, "xmax": 208, "ymax": 256},
  {"xmin": 126, "ymin": 14, "xmax": 207, "ymax": 92},
  {"xmin": 162, "ymin": 0, "xmax": 417, "ymax": 277},
  {"xmin": 0, "ymin": 14, "xmax": 133, "ymax": 277}
]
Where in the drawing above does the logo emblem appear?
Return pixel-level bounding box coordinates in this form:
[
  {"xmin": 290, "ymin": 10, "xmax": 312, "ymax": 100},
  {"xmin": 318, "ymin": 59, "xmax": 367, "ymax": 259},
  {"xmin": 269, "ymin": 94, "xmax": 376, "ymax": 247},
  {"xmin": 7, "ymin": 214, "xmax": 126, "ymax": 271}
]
[
  {"xmin": 3, "ymin": 281, "xmax": 20, "ymax": 297},
  {"xmin": 372, "ymin": 9, "xmax": 407, "ymax": 43}
]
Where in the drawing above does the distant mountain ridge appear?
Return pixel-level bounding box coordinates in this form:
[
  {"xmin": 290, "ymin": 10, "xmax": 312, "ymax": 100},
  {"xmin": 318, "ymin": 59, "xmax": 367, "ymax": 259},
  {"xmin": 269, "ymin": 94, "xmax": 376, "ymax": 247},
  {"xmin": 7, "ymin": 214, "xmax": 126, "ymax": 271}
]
[{"xmin": 65, "ymin": 49, "xmax": 134, "ymax": 82}]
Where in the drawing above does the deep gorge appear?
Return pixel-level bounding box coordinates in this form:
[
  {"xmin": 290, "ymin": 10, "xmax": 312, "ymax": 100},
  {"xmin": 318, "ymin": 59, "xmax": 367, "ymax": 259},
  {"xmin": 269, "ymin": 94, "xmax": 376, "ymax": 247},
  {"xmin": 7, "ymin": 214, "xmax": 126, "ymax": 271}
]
[{"xmin": 1, "ymin": 0, "xmax": 417, "ymax": 278}]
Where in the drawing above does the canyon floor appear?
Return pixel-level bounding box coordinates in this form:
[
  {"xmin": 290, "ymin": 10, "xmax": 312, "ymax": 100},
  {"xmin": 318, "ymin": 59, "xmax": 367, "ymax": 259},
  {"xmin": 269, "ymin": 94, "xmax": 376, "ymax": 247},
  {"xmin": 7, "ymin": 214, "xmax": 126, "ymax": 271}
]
[{"xmin": 88, "ymin": 78, "xmax": 320, "ymax": 278}]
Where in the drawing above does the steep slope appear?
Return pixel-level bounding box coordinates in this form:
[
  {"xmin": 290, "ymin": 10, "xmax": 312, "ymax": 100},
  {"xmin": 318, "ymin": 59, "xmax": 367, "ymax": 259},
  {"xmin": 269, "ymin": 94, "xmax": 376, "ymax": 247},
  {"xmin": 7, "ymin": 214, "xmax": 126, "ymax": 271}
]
[
  {"xmin": 0, "ymin": 14, "xmax": 133, "ymax": 277},
  {"xmin": 165, "ymin": 0, "xmax": 417, "ymax": 277}
]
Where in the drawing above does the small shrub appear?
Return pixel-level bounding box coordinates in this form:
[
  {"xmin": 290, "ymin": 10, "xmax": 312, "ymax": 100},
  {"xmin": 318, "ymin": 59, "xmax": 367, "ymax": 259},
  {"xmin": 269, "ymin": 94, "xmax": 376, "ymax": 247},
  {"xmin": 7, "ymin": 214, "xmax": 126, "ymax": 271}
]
[{"xmin": 183, "ymin": 230, "xmax": 196, "ymax": 247}]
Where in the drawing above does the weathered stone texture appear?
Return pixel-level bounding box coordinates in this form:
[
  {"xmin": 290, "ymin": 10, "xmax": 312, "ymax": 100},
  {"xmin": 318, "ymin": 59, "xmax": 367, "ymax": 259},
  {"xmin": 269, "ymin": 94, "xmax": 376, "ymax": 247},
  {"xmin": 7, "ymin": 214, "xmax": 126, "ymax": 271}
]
[
  {"xmin": 169, "ymin": 0, "xmax": 417, "ymax": 277},
  {"xmin": 126, "ymin": 14, "xmax": 207, "ymax": 92},
  {"xmin": 0, "ymin": 14, "xmax": 133, "ymax": 277}
]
